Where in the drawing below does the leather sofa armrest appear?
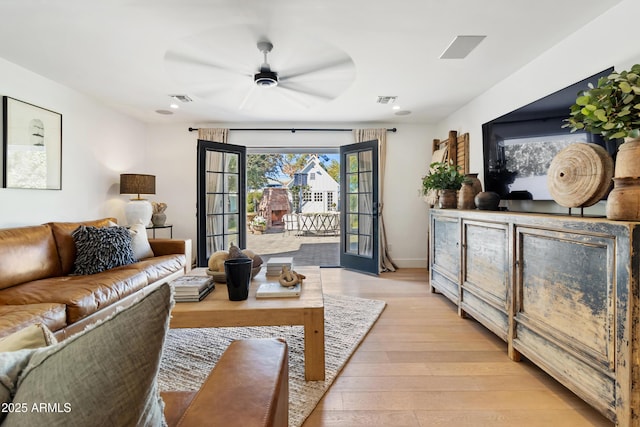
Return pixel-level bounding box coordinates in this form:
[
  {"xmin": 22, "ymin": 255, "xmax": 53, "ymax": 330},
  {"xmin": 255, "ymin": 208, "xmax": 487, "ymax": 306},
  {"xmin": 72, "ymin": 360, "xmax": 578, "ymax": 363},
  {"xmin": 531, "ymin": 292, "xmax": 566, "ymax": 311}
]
[
  {"xmin": 163, "ymin": 338, "xmax": 288, "ymax": 427},
  {"xmin": 149, "ymin": 239, "xmax": 192, "ymax": 272}
]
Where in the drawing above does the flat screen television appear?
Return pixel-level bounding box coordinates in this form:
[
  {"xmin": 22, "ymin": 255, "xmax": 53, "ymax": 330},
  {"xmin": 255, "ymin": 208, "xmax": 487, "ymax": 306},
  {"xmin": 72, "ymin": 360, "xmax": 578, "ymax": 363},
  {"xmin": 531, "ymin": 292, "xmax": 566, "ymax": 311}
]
[{"xmin": 482, "ymin": 67, "xmax": 620, "ymax": 201}]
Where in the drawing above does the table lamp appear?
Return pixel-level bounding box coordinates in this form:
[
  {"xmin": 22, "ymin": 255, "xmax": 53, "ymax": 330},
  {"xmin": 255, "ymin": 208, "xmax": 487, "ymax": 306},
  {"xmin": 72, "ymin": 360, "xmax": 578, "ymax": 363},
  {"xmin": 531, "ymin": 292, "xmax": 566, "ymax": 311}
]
[{"xmin": 120, "ymin": 173, "xmax": 156, "ymax": 226}]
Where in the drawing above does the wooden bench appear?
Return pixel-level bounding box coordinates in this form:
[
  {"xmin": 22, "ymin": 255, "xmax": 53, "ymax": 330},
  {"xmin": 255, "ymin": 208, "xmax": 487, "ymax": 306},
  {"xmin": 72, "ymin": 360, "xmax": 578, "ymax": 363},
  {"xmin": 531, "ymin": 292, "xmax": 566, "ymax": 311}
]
[{"xmin": 162, "ymin": 338, "xmax": 289, "ymax": 427}]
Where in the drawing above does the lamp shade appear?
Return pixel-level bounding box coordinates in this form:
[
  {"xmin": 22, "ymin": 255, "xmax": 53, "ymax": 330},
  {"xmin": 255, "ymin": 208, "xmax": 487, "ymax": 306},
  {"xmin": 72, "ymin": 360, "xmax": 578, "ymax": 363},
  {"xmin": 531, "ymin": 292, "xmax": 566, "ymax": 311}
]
[{"xmin": 120, "ymin": 174, "xmax": 155, "ymax": 199}]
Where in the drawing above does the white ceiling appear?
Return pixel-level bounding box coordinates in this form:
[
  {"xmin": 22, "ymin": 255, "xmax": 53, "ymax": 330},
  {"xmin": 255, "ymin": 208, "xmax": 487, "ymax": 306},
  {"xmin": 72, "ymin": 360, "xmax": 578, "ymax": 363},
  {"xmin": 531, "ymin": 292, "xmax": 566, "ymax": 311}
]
[{"xmin": 0, "ymin": 0, "xmax": 623, "ymax": 125}]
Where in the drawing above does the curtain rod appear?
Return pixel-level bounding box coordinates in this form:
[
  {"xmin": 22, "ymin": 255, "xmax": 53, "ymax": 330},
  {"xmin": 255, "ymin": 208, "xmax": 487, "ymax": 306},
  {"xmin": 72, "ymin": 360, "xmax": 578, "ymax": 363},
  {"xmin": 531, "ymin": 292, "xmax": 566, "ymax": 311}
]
[{"xmin": 188, "ymin": 127, "xmax": 397, "ymax": 133}]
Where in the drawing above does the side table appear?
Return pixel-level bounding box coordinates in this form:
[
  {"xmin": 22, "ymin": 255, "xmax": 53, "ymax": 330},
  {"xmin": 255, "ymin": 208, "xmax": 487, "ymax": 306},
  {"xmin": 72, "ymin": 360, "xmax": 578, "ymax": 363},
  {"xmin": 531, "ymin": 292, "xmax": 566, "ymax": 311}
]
[{"xmin": 146, "ymin": 224, "xmax": 173, "ymax": 238}]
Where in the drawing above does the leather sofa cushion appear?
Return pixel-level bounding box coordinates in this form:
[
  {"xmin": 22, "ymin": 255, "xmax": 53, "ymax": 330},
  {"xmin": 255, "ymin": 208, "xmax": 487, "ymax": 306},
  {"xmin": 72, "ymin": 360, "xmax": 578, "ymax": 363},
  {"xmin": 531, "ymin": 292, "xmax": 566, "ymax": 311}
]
[
  {"xmin": 132, "ymin": 254, "xmax": 187, "ymax": 284},
  {"xmin": 48, "ymin": 218, "xmax": 116, "ymax": 275},
  {"xmin": 0, "ymin": 225, "xmax": 62, "ymax": 290},
  {"xmin": 0, "ymin": 269, "xmax": 148, "ymax": 324},
  {"xmin": 0, "ymin": 303, "xmax": 67, "ymax": 338},
  {"xmin": 161, "ymin": 338, "xmax": 289, "ymax": 427}
]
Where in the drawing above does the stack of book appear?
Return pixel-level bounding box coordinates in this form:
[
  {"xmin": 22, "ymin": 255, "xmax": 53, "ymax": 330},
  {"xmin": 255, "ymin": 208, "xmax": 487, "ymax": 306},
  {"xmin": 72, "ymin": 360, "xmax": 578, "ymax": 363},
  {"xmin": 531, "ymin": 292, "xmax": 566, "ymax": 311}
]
[
  {"xmin": 265, "ymin": 257, "xmax": 293, "ymax": 276},
  {"xmin": 171, "ymin": 275, "xmax": 215, "ymax": 302},
  {"xmin": 256, "ymin": 282, "xmax": 301, "ymax": 298}
]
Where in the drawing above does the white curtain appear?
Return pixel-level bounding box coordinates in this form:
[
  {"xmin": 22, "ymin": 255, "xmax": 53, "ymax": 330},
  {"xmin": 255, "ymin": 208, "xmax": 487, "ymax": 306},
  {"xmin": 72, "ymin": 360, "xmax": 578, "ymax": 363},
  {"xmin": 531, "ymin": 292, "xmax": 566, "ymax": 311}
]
[
  {"xmin": 197, "ymin": 128, "xmax": 229, "ymax": 254},
  {"xmin": 197, "ymin": 128, "xmax": 229, "ymax": 143},
  {"xmin": 353, "ymin": 128, "xmax": 398, "ymax": 272}
]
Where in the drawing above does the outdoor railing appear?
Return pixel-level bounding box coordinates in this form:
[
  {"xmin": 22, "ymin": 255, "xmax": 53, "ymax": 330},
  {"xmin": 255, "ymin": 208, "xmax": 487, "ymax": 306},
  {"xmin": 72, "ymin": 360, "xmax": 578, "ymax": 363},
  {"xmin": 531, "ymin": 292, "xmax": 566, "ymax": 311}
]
[{"xmin": 284, "ymin": 212, "xmax": 339, "ymax": 235}]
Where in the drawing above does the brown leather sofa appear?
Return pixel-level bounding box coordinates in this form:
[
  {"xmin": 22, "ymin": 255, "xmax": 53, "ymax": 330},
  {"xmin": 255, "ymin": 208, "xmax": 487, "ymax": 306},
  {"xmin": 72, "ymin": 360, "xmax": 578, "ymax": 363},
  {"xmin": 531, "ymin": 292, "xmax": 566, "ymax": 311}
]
[
  {"xmin": 0, "ymin": 218, "xmax": 191, "ymax": 340},
  {"xmin": 162, "ymin": 338, "xmax": 289, "ymax": 427}
]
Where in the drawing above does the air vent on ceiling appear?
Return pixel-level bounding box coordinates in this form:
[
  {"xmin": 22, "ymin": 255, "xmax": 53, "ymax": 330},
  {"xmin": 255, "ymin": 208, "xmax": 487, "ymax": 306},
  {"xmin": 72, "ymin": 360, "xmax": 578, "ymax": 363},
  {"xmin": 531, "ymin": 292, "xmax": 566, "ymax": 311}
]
[
  {"xmin": 169, "ymin": 94, "xmax": 193, "ymax": 103},
  {"xmin": 376, "ymin": 96, "xmax": 397, "ymax": 104},
  {"xmin": 440, "ymin": 35, "xmax": 486, "ymax": 59}
]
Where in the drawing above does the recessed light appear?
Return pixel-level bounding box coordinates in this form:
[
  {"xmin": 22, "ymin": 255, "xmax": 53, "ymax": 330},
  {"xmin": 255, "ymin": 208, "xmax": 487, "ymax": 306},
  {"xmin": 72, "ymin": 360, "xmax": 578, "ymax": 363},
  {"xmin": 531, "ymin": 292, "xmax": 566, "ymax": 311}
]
[
  {"xmin": 155, "ymin": 109, "xmax": 173, "ymax": 115},
  {"xmin": 170, "ymin": 103, "xmax": 179, "ymax": 109}
]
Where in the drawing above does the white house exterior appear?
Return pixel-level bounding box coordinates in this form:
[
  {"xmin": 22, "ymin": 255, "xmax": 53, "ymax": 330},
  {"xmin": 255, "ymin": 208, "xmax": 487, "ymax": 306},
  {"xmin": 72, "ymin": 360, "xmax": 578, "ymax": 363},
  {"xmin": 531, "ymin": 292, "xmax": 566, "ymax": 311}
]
[{"xmin": 286, "ymin": 155, "xmax": 339, "ymax": 213}]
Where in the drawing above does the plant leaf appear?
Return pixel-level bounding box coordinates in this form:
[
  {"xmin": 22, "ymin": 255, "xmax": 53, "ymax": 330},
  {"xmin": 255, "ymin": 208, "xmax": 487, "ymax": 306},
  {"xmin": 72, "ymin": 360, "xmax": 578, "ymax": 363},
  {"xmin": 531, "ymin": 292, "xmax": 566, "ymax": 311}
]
[
  {"xmin": 594, "ymin": 109, "xmax": 607, "ymax": 121},
  {"xmin": 611, "ymin": 131, "xmax": 627, "ymax": 139},
  {"xmin": 576, "ymin": 95, "xmax": 590, "ymax": 106},
  {"xmin": 620, "ymin": 81, "xmax": 632, "ymax": 93}
]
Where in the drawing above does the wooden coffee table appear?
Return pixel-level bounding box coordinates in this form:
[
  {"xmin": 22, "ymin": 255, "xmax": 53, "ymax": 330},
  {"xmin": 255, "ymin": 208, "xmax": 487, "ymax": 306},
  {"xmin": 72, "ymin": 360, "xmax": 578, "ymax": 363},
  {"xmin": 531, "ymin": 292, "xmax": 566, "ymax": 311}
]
[{"xmin": 170, "ymin": 266, "xmax": 325, "ymax": 381}]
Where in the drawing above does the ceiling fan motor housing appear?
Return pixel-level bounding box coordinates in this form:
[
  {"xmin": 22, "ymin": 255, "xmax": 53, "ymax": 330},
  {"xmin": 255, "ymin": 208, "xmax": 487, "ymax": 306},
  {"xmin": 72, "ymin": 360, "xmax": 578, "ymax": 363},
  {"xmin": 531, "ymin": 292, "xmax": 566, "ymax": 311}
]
[{"xmin": 254, "ymin": 70, "xmax": 278, "ymax": 87}]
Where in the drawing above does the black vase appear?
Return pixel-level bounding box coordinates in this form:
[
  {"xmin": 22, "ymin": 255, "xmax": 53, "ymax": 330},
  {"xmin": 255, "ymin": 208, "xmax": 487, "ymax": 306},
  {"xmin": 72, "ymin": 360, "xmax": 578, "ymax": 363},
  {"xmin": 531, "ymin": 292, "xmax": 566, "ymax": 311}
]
[
  {"xmin": 474, "ymin": 191, "xmax": 501, "ymax": 210},
  {"xmin": 224, "ymin": 258, "xmax": 253, "ymax": 301}
]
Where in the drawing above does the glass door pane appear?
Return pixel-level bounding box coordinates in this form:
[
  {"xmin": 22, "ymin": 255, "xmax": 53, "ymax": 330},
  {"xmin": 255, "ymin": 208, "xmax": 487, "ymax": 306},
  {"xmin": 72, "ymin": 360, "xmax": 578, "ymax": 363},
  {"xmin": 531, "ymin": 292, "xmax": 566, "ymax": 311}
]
[
  {"xmin": 197, "ymin": 140, "xmax": 246, "ymax": 267},
  {"xmin": 340, "ymin": 140, "xmax": 378, "ymax": 274}
]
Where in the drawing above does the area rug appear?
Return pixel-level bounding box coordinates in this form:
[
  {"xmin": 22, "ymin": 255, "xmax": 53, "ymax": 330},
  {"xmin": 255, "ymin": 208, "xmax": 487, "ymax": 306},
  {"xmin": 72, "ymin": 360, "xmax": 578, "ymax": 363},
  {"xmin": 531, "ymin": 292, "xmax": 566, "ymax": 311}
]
[{"xmin": 158, "ymin": 293, "xmax": 386, "ymax": 427}]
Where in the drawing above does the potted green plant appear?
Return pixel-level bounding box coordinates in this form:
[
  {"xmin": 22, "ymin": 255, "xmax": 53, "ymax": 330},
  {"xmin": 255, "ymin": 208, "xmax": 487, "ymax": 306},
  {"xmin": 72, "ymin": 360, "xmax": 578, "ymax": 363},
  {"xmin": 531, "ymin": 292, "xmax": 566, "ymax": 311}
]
[
  {"xmin": 564, "ymin": 65, "xmax": 640, "ymax": 177},
  {"xmin": 564, "ymin": 64, "xmax": 640, "ymax": 141},
  {"xmin": 422, "ymin": 161, "xmax": 466, "ymax": 208},
  {"xmin": 564, "ymin": 65, "xmax": 640, "ymax": 220},
  {"xmin": 251, "ymin": 216, "xmax": 267, "ymax": 234}
]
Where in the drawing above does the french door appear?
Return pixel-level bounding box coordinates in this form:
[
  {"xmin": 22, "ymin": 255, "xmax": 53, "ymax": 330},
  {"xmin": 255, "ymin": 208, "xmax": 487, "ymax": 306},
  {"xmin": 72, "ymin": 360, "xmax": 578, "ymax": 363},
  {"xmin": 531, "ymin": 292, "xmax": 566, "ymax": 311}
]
[
  {"xmin": 196, "ymin": 140, "xmax": 246, "ymax": 267},
  {"xmin": 339, "ymin": 140, "xmax": 379, "ymax": 275}
]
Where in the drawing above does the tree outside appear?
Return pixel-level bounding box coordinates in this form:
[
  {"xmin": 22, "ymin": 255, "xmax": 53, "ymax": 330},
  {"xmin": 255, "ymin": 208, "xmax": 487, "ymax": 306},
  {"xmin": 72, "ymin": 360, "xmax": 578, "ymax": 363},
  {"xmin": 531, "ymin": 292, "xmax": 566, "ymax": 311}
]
[
  {"xmin": 246, "ymin": 154, "xmax": 283, "ymax": 191},
  {"xmin": 247, "ymin": 153, "xmax": 340, "ymax": 189}
]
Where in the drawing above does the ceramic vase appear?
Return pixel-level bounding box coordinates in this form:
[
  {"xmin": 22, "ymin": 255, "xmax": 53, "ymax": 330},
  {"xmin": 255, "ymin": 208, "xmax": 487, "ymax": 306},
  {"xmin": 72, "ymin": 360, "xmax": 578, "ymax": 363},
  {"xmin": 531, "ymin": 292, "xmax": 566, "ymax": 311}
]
[
  {"xmin": 475, "ymin": 191, "xmax": 501, "ymax": 210},
  {"xmin": 151, "ymin": 213, "xmax": 166, "ymax": 227},
  {"xmin": 224, "ymin": 258, "xmax": 253, "ymax": 301},
  {"xmin": 606, "ymin": 177, "xmax": 640, "ymax": 221},
  {"xmin": 465, "ymin": 173, "xmax": 483, "ymax": 195},
  {"xmin": 614, "ymin": 138, "xmax": 640, "ymax": 178},
  {"xmin": 460, "ymin": 173, "xmax": 483, "ymax": 209},
  {"xmin": 458, "ymin": 182, "xmax": 476, "ymax": 210},
  {"xmin": 438, "ymin": 189, "xmax": 458, "ymax": 209}
]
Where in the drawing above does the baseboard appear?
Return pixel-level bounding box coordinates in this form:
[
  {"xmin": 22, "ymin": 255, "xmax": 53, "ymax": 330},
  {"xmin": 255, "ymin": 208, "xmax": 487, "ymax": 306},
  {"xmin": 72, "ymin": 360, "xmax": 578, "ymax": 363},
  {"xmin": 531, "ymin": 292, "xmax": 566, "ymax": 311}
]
[{"xmin": 390, "ymin": 258, "xmax": 428, "ymax": 269}]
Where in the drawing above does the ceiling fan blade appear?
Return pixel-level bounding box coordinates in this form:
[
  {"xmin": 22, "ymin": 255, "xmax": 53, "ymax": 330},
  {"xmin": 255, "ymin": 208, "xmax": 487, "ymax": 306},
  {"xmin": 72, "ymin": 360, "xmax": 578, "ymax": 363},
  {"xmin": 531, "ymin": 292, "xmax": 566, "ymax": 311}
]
[
  {"xmin": 165, "ymin": 51, "xmax": 252, "ymax": 78},
  {"xmin": 269, "ymin": 85, "xmax": 315, "ymax": 109},
  {"xmin": 277, "ymin": 83, "xmax": 335, "ymax": 101},
  {"xmin": 238, "ymin": 84, "xmax": 259, "ymax": 110},
  {"xmin": 278, "ymin": 57, "xmax": 354, "ymax": 82}
]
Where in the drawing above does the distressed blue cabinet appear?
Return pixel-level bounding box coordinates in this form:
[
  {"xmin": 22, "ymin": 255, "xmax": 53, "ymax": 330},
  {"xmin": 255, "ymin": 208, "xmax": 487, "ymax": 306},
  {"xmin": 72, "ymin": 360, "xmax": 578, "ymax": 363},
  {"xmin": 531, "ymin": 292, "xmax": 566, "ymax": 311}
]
[{"xmin": 428, "ymin": 209, "xmax": 640, "ymax": 426}]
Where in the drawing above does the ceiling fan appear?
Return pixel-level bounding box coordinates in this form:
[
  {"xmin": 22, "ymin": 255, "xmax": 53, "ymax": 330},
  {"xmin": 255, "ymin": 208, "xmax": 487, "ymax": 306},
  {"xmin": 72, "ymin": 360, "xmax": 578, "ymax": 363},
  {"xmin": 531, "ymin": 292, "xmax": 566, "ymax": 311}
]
[
  {"xmin": 164, "ymin": 35, "xmax": 356, "ymax": 112},
  {"xmin": 253, "ymin": 41, "xmax": 279, "ymax": 87}
]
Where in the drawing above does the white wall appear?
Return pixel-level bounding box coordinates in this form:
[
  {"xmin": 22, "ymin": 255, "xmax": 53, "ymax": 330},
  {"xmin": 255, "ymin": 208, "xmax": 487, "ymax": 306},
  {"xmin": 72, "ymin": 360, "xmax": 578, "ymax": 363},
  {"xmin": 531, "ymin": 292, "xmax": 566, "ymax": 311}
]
[
  {"xmin": 0, "ymin": 58, "xmax": 148, "ymax": 228},
  {"xmin": 145, "ymin": 122, "xmax": 433, "ymax": 268},
  {"xmin": 435, "ymin": 0, "xmax": 640, "ymax": 216}
]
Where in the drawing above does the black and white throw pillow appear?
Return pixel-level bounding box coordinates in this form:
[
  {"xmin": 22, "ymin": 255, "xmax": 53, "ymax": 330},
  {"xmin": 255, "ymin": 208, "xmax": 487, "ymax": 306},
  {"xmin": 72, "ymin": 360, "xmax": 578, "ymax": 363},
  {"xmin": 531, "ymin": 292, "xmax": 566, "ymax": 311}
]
[{"xmin": 71, "ymin": 225, "xmax": 135, "ymax": 275}]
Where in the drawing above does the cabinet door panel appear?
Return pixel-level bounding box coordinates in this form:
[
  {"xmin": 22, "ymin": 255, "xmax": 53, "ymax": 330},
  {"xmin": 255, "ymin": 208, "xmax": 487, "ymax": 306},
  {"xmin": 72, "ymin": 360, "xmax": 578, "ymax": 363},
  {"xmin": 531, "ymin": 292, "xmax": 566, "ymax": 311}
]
[
  {"xmin": 431, "ymin": 215, "xmax": 460, "ymax": 276},
  {"xmin": 461, "ymin": 220, "xmax": 510, "ymax": 339},
  {"xmin": 515, "ymin": 227, "xmax": 615, "ymax": 369},
  {"xmin": 430, "ymin": 214, "xmax": 460, "ymax": 302},
  {"xmin": 463, "ymin": 221, "xmax": 509, "ymax": 306}
]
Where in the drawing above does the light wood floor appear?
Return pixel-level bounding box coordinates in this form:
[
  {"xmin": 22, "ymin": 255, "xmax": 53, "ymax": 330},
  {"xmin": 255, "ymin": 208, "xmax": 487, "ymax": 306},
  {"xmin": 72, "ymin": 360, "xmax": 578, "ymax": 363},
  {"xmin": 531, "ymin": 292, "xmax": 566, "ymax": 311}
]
[{"xmin": 303, "ymin": 268, "xmax": 613, "ymax": 427}]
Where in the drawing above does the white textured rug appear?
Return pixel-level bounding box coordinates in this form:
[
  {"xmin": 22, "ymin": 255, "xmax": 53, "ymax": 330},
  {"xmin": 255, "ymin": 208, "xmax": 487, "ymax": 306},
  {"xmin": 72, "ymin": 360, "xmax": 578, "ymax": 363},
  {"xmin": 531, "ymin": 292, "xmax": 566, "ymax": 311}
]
[{"xmin": 158, "ymin": 293, "xmax": 386, "ymax": 427}]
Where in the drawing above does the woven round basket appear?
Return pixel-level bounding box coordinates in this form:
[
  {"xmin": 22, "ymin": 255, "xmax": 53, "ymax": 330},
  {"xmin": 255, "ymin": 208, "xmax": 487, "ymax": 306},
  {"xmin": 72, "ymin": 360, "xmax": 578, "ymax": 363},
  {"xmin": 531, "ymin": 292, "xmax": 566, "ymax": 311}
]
[
  {"xmin": 206, "ymin": 266, "xmax": 262, "ymax": 283},
  {"xmin": 547, "ymin": 143, "xmax": 613, "ymax": 208}
]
